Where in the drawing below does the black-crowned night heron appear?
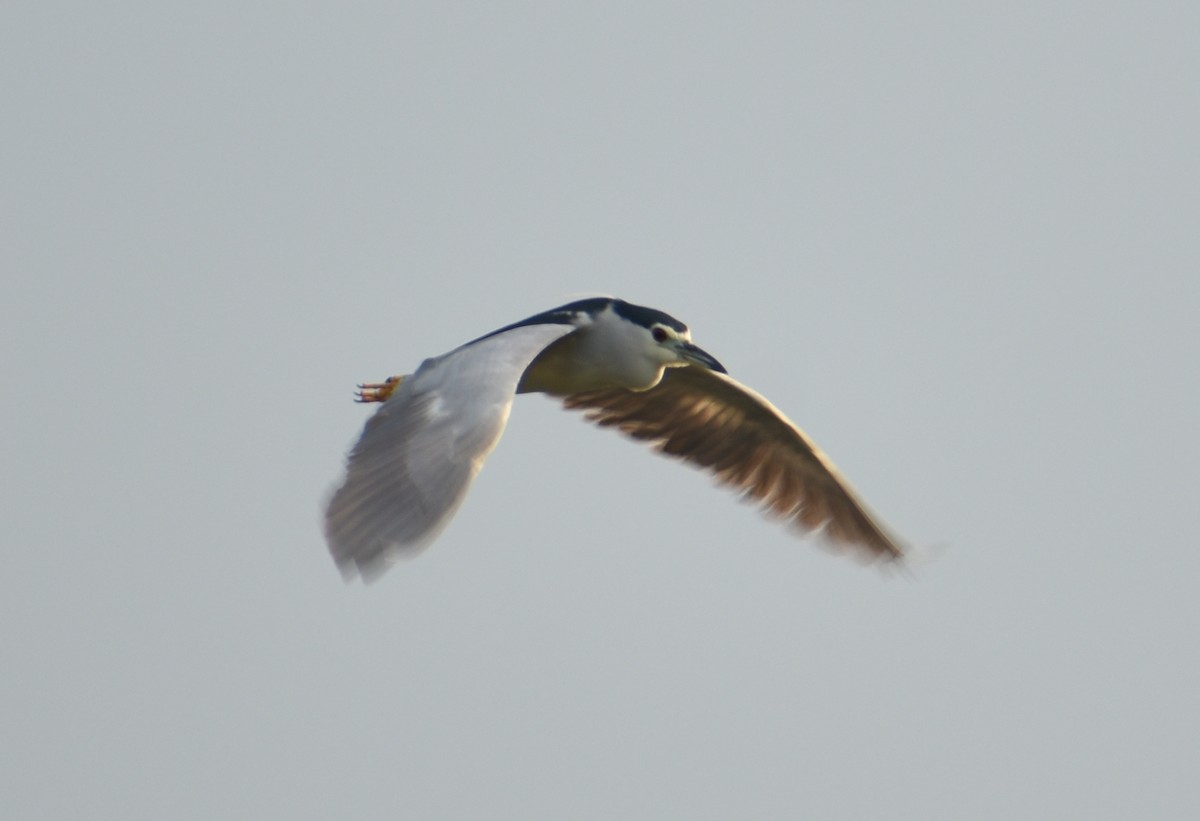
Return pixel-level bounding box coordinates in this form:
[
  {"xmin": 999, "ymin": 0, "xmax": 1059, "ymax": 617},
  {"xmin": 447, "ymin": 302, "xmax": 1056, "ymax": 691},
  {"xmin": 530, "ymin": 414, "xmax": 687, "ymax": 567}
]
[{"xmin": 325, "ymin": 297, "xmax": 906, "ymax": 580}]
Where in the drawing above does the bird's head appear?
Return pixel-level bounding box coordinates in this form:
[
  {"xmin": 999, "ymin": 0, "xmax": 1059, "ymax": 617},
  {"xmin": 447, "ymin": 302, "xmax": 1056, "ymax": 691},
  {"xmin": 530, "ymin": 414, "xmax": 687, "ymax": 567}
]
[
  {"xmin": 632, "ymin": 316, "xmax": 726, "ymax": 373},
  {"xmin": 597, "ymin": 299, "xmax": 727, "ymax": 386},
  {"xmin": 512, "ymin": 297, "xmax": 727, "ymax": 395}
]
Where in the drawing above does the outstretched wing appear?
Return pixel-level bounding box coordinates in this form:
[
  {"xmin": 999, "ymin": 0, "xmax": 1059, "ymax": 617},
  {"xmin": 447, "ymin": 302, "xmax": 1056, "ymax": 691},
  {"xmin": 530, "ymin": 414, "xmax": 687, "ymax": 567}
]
[
  {"xmin": 562, "ymin": 366, "xmax": 905, "ymax": 561},
  {"xmin": 325, "ymin": 324, "xmax": 575, "ymax": 580}
]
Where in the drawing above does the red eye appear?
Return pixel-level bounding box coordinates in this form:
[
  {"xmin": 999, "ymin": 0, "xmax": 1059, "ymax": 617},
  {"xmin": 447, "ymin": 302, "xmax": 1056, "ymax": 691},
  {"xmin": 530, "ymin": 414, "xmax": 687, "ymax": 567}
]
[{"xmin": 652, "ymin": 327, "xmax": 668, "ymax": 342}]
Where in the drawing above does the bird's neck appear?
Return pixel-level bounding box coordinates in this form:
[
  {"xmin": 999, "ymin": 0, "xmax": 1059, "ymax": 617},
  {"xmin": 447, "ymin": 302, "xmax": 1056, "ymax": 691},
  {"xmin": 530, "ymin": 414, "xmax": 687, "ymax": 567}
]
[{"xmin": 517, "ymin": 332, "xmax": 665, "ymax": 396}]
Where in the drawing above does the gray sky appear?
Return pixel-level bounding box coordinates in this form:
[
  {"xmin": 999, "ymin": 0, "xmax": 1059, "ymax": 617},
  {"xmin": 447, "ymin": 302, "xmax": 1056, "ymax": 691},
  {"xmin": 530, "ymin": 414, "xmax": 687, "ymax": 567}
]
[{"xmin": 4, "ymin": 2, "xmax": 1199, "ymax": 819}]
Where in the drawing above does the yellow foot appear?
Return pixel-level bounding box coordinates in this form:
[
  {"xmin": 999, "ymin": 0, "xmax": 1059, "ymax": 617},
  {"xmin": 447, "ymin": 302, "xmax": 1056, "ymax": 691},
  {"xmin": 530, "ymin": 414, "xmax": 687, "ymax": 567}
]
[{"xmin": 355, "ymin": 375, "xmax": 407, "ymax": 403}]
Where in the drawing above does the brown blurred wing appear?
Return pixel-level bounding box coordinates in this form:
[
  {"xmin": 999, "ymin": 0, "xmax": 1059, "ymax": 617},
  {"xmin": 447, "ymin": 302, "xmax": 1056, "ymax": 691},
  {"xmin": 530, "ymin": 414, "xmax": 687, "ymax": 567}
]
[{"xmin": 562, "ymin": 366, "xmax": 905, "ymax": 561}]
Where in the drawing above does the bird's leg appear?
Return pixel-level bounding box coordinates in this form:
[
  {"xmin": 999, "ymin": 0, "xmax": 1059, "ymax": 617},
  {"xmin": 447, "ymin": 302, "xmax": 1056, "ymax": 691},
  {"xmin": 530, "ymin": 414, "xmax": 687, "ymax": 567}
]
[{"xmin": 355, "ymin": 375, "xmax": 407, "ymax": 403}]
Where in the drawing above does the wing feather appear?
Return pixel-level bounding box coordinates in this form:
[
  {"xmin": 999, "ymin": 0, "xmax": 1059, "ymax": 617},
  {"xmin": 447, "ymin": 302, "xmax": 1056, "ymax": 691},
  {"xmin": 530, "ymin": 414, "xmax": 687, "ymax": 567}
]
[
  {"xmin": 325, "ymin": 324, "xmax": 575, "ymax": 580},
  {"xmin": 562, "ymin": 367, "xmax": 905, "ymax": 561}
]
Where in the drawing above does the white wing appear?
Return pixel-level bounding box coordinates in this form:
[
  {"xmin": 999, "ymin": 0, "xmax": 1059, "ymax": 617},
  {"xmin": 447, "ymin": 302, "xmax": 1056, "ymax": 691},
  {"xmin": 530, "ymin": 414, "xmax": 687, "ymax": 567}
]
[
  {"xmin": 325, "ymin": 324, "xmax": 575, "ymax": 580},
  {"xmin": 563, "ymin": 366, "xmax": 906, "ymax": 562}
]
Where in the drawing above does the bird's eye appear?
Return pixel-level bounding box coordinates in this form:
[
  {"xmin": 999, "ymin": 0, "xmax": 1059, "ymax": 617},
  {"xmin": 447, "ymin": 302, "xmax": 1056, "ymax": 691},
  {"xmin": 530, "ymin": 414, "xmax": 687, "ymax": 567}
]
[{"xmin": 652, "ymin": 327, "xmax": 669, "ymax": 343}]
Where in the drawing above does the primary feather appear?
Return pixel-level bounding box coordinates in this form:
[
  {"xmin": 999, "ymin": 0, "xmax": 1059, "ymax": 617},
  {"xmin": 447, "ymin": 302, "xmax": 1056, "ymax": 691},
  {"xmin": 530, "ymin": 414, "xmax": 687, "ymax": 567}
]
[{"xmin": 562, "ymin": 367, "xmax": 905, "ymax": 561}]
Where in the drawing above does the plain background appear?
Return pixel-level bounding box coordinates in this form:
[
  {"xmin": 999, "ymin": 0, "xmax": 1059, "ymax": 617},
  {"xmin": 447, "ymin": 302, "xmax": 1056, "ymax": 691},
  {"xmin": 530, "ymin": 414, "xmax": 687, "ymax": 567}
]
[{"xmin": 4, "ymin": 2, "xmax": 1198, "ymax": 819}]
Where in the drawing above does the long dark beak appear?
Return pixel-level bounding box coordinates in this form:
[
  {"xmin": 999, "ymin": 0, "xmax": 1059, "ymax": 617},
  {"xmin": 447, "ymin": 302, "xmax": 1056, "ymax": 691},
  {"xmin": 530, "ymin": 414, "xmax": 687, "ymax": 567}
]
[{"xmin": 679, "ymin": 341, "xmax": 727, "ymax": 374}]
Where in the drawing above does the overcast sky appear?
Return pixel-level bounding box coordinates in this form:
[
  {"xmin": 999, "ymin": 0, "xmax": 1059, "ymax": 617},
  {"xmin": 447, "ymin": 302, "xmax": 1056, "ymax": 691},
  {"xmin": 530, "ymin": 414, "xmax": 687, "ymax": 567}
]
[{"xmin": 4, "ymin": 2, "xmax": 1199, "ymax": 819}]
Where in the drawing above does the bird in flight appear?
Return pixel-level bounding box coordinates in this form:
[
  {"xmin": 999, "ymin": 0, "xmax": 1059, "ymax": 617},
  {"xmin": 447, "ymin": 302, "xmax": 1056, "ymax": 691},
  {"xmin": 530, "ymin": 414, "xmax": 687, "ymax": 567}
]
[{"xmin": 325, "ymin": 297, "xmax": 906, "ymax": 580}]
